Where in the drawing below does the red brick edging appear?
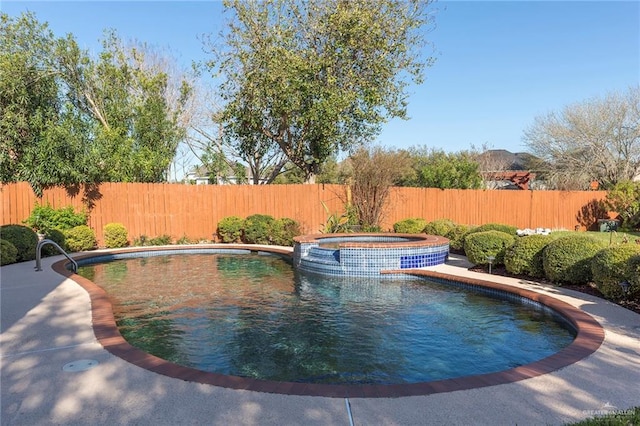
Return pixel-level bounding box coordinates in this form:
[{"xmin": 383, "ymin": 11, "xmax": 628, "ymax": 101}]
[{"xmin": 52, "ymin": 247, "xmax": 605, "ymax": 398}]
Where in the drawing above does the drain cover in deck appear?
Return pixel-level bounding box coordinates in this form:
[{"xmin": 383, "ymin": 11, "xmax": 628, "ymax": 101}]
[{"xmin": 62, "ymin": 359, "xmax": 99, "ymax": 372}]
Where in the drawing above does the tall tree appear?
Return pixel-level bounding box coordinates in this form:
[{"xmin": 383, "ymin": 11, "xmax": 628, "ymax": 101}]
[
  {"xmin": 0, "ymin": 12, "xmax": 83, "ymax": 194},
  {"xmin": 209, "ymin": 0, "xmax": 436, "ymax": 183},
  {"xmin": 523, "ymin": 86, "xmax": 640, "ymax": 190},
  {"xmin": 1, "ymin": 12, "xmax": 192, "ymax": 194},
  {"xmin": 56, "ymin": 31, "xmax": 191, "ymax": 183}
]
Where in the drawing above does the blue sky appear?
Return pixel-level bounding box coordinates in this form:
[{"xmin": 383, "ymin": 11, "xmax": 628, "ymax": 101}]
[{"xmin": 2, "ymin": 1, "xmax": 639, "ymax": 155}]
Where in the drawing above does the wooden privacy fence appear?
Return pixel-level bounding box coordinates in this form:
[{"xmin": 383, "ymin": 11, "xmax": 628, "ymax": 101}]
[{"xmin": 1, "ymin": 182, "xmax": 609, "ymax": 246}]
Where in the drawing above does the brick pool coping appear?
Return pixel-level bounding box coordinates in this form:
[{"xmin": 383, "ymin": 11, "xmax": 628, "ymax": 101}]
[{"xmin": 53, "ymin": 245, "xmax": 605, "ymax": 399}]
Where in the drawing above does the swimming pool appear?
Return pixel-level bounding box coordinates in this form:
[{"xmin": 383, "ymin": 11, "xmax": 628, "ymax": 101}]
[{"xmin": 75, "ymin": 248, "xmax": 580, "ymax": 389}]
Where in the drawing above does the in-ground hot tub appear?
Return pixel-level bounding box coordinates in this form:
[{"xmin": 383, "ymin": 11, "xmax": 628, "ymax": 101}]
[{"xmin": 293, "ymin": 233, "xmax": 449, "ymax": 278}]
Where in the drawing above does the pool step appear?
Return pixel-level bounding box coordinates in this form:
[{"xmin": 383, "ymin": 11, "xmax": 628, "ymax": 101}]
[{"xmin": 304, "ymin": 246, "xmax": 340, "ymax": 265}]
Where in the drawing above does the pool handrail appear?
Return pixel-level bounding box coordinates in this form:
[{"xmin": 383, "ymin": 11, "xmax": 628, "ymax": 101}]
[{"xmin": 35, "ymin": 238, "xmax": 78, "ymax": 273}]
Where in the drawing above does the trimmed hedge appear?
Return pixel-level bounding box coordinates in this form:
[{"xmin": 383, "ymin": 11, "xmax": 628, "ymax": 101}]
[
  {"xmin": 393, "ymin": 218, "xmax": 428, "ymax": 234},
  {"xmin": 104, "ymin": 223, "xmax": 129, "ymax": 248},
  {"xmin": 445, "ymin": 224, "xmax": 473, "ymax": 252},
  {"xmin": 423, "ymin": 219, "xmax": 456, "ymax": 236},
  {"xmin": 504, "ymin": 234, "xmax": 555, "ymax": 278},
  {"xmin": 466, "ymin": 223, "xmax": 517, "ymax": 236},
  {"xmin": 0, "ymin": 224, "xmax": 38, "ymax": 261},
  {"xmin": 217, "ymin": 215, "xmax": 299, "ymax": 246},
  {"xmin": 627, "ymin": 255, "xmax": 640, "ymax": 298},
  {"xmin": 463, "ymin": 230, "xmax": 515, "ymax": 266},
  {"xmin": 243, "ymin": 214, "xmax": 276, "ymax": 244},
  {"xmin": 42, "ymin": 228, "xmax": 67, "ymax": 256},
  {"xmin": 542, "ymin": 235, "xmax": 606, "ymax": 284},
  {"xmin": 0, "ymin": 239, "xmax": 18, "ymax": 265},
  {"xmin": 271, "ymin": 218, "xmax": 300, "ymax": 246},
  {"xmin": 64, "ymin": 225, "xmax": 97, "ymax": 252},
  {"xmin": 217, "ymin": 216, "xmax": 244, "ymax": 243},
  {"xmin": 591, "ymin": 244, "xmax": 640, "ymax": 300}
]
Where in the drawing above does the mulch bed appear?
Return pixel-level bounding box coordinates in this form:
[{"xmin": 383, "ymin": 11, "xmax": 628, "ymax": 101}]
[{"xmin": 469, "ymin": 265, "xmax": 640, "ymax": 316}]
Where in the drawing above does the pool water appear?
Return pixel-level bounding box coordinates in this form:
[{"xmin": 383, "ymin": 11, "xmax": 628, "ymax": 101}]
[{"xmin": 78, "ymin": 253, "xmax": 575, "ymax": 385}]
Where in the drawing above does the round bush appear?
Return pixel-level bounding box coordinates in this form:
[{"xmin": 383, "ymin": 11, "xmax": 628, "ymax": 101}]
[
  {"xmin": 271, "ymin": 217, "xmax": 300, "ymax": 246},
  {"xmin": 104, "ymin": 223, "xmax": 129, "ymax": 248},
  {"xmin": 0, "ymin": 224, "xmax": 38, "ymax": 261},
  {"xmin": 542, "ymin": 235, "xmax": 606, "ymax": 284},
  {"xmin": 63, "ymin": 225, "xmax": 97, "ymax": 252},
  {"xmin": 243, "ymin": 214, "xmax": 276, "ymax": 245},
  {"xmin": 393, "ymin": 218, "xmax": 428, "ymax": 234},
  {"xmin": 626, "ymin": 255, "xmax": 640, "ymax": 298},
  {"xmin": 423, "ymin": 219, "xmax": 456, "ymax": 236},
  {"xmin": 42, "ymin": 228, "xmax": 67, "ymax": 256},
  {"xmin": 217, "ymin": 216, "xmax": 244, "ymax": 243},
  {"xmin": 463, "ymin": 230, "xmax": 515, "ymax": 266},
  {"xmin": 467, "ymin": 223, "xmax": 517, "ymax": 236},
  {"xmin": 0, "ymin": 239, "xmax": 18, "ymax": 265},
  {"xmin": 591, "ymin": 244, "xmax": 640, "ymax": 300},
  {"xmin": 445, "ymin": 224, "xmax": 472, "ymax": 252},
  {"xmin": 504, "ymin": 234, "xmax": 555, "ymax": 278}
]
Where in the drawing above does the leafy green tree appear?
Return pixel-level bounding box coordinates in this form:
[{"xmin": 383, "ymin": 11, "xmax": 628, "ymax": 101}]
[
  {"xmin": 606, "ymin": 180, "xmax": 640, "ymax": 230},
  {"xmin": 210, "ymin": 0, "xmax": 436, "ymax": 183},
  {"xmin": 1, "ymin": 12, "xmax": 191, "ymax": 194},
  {"xmin": 399, "ymin": 147, "xmax": 483, "ymax": 189},
  {"xmin": 56, "ymin": 30, "xmax": 190, "ymax": 183},
  {"xmin": 0, "ymin": 12, "xmax": 83, "ymax": 195}
]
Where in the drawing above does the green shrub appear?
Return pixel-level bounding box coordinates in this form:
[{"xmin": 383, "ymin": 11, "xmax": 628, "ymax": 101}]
[
  {"xmin": 271, "ymin": 218, "xmax": 300, "ymax": 246},
  {"xmin": 504, "ymin": 234, "xmax": 555, "ymax": 277},
  {"xmin": 42, "ymin": 228, "xmax": 67, "ymax": 256},
  {"xmin": 149, "ymin": 235, "xmax": 172, "ymax": 246},
  {"xmin": 0, "ymin": 224, "xmax": 38, "ymax": 261},
  {"xmin": 176, "ymin": 235, "xmax": 196, "ymax": 245},
  {"xmin": 445, "ymin": 224, "xmax": 472, "ymax": 252},
  {"xmin": 243, "ymin": 214, "xmax": 276, "ymax": 244},
  {"xmin": 393, "ymin": 218, "xmax": 428, "ymax": 234},
  {"xmin": 463, "ymin": 230, "xmax": 515, "ymax": 266},
  {"xmin": 591, "ymin": 244, "xmax": 640, "ymax": 300},
  {"xmin": 626, "ymin": 255, "xmax": 640, "ymax": 298},
  {"xmin": 542, "ymin": 235, "xmax": 606, "ymax": 284},
  {"xmin": 131, "ymin": 234, "xmax": 172, "ymax": 246},
  {"xmin": 63, "ymin": 225, "xmax": 97, "ymax": 252},
  {"xmin": 423, "ymin": 219, "xmax": 456, "ymax": 236},
  {"xmin": 23, "ymin": 203, "xmax": 87, "ymax": 233},
  {"xmin": 104, "ymin": 223, "xmax": 129, "ymax": 248},
  {"xmin": 133, "ymin": 235, "xmax": 148, "ymax": 246},
  {"xmin": 320, "ymin": 202, "xmax": 358, "ymax": 233},
  {"xmin": 361, "ymin": 224, "xmax": 382, "ymax": 232},
  {"xmin": 217, "ymin": 216, "xmax": 244, "ymax": 243},
  {"xmin": 467, "ymin": 223, "xmax": 517, "ymax": 236},
  {"xmin": 0, "ymin": 239, "xmax": 18, "ymax": 265}
]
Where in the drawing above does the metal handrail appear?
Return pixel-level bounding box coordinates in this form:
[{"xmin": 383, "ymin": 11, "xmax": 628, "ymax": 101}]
[{"xmin": 35, "ymin": 239, "xmax": 78, "ymax": 273}]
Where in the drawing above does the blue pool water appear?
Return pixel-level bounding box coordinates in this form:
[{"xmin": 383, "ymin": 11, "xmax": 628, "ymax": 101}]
[{"xmin": 78, "ymin": 253, "xmax": 575, "ymax": 384}]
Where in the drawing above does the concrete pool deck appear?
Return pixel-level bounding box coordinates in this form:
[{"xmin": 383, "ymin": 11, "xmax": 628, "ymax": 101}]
[{"xmin": 2, "ymin": 249, "xmax": 639, "ymax": 425}]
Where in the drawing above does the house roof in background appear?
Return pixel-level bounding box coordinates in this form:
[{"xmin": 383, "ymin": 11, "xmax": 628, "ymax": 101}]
[{"xmin": 480, "ymin": 149, "xmax": 538, "ymax": 171}]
